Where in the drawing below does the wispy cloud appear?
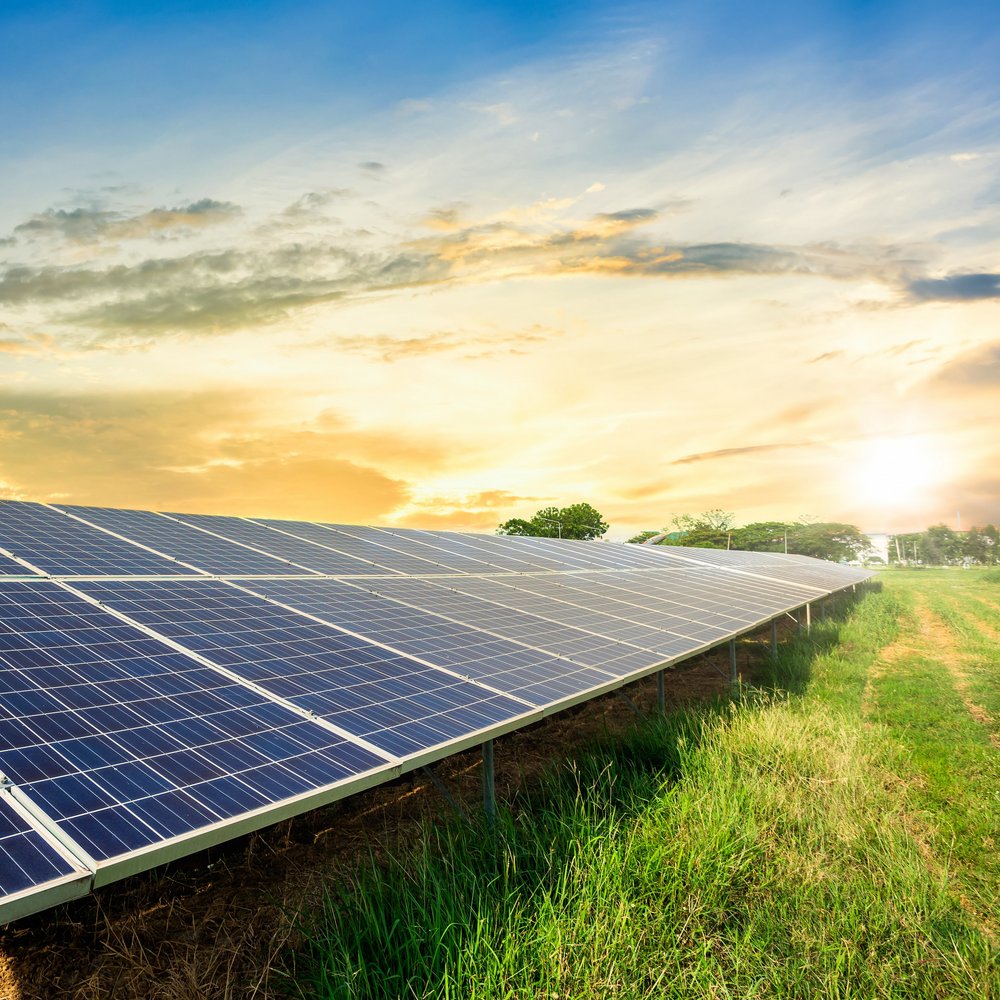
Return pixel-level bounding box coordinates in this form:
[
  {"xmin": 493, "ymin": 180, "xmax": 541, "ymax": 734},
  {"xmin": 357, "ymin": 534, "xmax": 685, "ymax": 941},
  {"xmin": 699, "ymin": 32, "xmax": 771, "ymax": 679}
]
[
  {"xmin": 672, "ymin": 442, "xmax": 812, "ymax": 465},
  {"xmin": 908, "ymin": 272, "xmax": 1000, "ymax": 301},
  {"xmin": 11, "ymin": 199, "xmax": 242, "ymax": 245}
]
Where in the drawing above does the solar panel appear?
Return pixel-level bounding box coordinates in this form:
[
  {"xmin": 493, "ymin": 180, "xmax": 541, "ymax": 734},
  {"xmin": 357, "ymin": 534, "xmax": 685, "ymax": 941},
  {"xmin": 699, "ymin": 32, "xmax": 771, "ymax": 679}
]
[
  {"xmin": 378, "ymin": 528, "xmax": 552, "ymax": 573},
  {"xmin": 0, "ymin": 580, "xmax": 389, "ymax": 871},
  {"xmin": 250, "ymin": 519, "xmax": 453, "ymax": 575},
  {"xmin": 356, "ymin": 577, "xmax": 665, "ymax": 675},
  {"xmin": 76, "ymin": 579, "xmax": 533, "ymax": 760},
  {"xmin": 344, "ymin": 526, "xmax": 503, "ymax": 574},
  {"xmin": 0, "ymin": 501, "xmax": 192, "ymax": 577},
  {"xmin": 0, "ymin": 498, "xmax": 872, "ymax": 924},
  {"xmin": 0, "ymin": 791, "xmax": 90, "ymax": 921},
  {"xmin": 242, "ymin": 578, "xmax": 622, "ymax": 705},
  {"xmin": 167, "ymin": 513, "xmax": 394, "ymax": 576},
  {"xmin": 56, "ymin": 505, "xmax": 317, "ymax": 577}
]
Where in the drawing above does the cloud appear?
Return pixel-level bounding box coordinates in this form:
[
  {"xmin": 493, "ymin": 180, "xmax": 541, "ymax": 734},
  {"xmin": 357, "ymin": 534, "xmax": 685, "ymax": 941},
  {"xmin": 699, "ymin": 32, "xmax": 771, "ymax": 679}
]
[
  {"xmin": 0, "ymin": 243, "xmax": 450, "ymax": 337},
  {"xmin": 0, "ymin": 388, "xmax": 416, "ymax": 521},
  {"xmin": 359, "ymin": 161, "xmax": 386, "ymax": 174},
  {"xmin": 330, "ymin": 325, "xmax": 558, "ymax": 363},
  {"xmin": 0, "ymin": 190, "xmax": 956, "ymax": 343},
  {"xmin": 807, "ymin": 350, "xmax": 845, "ymax": 363},
  {"xmin": 926, "ymin": 341, "xmax": 1000, "ymax": 387},
  {"xmin": 0, "ymin": 330, "xmax": 59, "ymax": 357},
  {"xmin": 671, "ymin": 442, "xmax": 811, "ymax": 465},
  {"xmin": 908, "ymin": 272, "xmax": 1000, "ymax": 301},
  {"xmin": 11, "ymin": 199, "xmax": 242, "ymax": 245}
]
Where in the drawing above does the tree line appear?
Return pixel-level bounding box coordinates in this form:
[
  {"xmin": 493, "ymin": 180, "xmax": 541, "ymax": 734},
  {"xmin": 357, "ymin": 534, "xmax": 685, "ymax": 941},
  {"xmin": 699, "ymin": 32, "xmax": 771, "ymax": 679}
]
[
  {"xmin": 887, "ymin": 523, "xmax": 998, "ymax": 566},
  {"xmin": 498, "ymin": 504, "xmax": 999, "ymax": 566},
  {"xmin": 627, "ymin": 510, "xmax": 870, "ymax": 563}
]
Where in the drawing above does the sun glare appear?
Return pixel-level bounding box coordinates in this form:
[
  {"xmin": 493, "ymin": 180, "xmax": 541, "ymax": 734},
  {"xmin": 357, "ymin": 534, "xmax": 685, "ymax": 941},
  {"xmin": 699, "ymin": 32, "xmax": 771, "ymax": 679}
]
[{"xmin": 851, "ymin": 436, "xmax": 943, "ymax": 510}]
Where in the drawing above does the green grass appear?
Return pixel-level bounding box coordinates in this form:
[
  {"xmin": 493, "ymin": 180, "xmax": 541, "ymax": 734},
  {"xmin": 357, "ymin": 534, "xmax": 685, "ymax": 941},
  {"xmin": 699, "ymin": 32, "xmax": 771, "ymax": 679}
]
[{"xmin": 286, "ymin": 576, "xmax": 999, "ymax": 999}]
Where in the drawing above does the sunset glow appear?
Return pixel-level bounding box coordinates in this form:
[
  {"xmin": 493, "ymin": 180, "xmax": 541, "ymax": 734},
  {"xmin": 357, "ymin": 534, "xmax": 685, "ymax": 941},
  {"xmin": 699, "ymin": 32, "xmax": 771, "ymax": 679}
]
[{"xmin": 1, "ymin": 2, "xmax": 998, "ymax": 537}]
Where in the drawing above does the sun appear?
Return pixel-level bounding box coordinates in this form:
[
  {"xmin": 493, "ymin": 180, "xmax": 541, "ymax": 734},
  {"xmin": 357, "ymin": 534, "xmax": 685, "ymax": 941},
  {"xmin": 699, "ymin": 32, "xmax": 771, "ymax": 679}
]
[{"xmin": 850, "ymin": 436, "xmax": 944, "ymax": 510}]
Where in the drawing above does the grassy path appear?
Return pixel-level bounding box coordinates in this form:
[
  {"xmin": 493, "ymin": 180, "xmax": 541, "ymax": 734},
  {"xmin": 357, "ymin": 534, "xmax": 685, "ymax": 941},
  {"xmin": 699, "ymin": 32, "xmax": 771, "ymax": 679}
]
[
  {"xmin": 287, "ymin": 575, "xmax": 999, "ymax": 999},
  {"xmin": 866, "ymin": 571, "xmax": 1000, "ymax": 942}
]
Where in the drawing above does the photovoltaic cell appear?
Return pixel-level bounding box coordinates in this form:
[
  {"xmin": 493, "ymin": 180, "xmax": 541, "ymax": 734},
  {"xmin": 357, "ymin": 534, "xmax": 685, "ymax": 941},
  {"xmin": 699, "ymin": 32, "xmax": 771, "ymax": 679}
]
[
  {"xmin": 251, "ymin": 519, "xmax": 449, "ymax": 575},
  {"xmin": 242, "ymin": 578, "xmax": 621, "ymax": 705},
  {"xmin": 352, "ymin": 526, "xmax": 504, "ymax": 574},
  {"xmin": 381, "ymin": 528, "xmax": 550, "ymax": 573},
  {"xmin": 76, "ymin": 579, "xmax": 532, "ymax": 760},
  {"xmin": 0, "ymin": 581, "xmax": 386, "ymax": 863},
  {"xmin": 57, "ymin": 505, "xmax": 314, "ymax": 577},
  {"xmin": 167, "ymin": 513, "xmax": 390, "ymax": 576},
  {"xmin": 405, "ymin": 530, "xmax": 573, "ymax": 571},
  {"xmin": 0, "ymin": 502, "xmax": 189, "ymax": 577},
  {"xmin": 358, "ymin": 577, "xmax": 664, "ymax": 675},
  {"xmin": 0, "ymin": 794, "xmax": 81, "ymax": 899}
]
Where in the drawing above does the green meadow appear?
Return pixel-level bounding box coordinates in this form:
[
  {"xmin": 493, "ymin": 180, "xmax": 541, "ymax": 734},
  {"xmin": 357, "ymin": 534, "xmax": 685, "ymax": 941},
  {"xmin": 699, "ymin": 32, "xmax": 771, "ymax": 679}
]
[{"xmin": 287, "ymin": 570, "xmax": 999, "ymax": 1000}]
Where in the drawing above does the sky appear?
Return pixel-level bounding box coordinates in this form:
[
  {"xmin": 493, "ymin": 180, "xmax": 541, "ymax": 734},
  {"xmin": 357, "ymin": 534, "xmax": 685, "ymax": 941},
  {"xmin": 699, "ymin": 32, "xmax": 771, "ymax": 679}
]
[{"xmin": 1, "ymin": 1, "xmax": 998, "ymax": 539}]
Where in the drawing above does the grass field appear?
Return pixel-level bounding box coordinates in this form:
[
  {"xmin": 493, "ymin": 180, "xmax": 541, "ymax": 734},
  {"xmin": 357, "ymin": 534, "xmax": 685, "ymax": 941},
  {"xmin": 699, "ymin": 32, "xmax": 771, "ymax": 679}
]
[{"xmin": 287, "ymin": 570, "xmax": 1000, "ymax": 1000}]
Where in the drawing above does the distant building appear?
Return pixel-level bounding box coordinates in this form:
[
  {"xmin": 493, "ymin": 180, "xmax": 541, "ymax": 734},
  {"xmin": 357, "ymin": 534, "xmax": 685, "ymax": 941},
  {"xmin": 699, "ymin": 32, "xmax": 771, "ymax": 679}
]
[{"xmin": 862, "ymin": 532, "xmax": 890, "ymax": 564}]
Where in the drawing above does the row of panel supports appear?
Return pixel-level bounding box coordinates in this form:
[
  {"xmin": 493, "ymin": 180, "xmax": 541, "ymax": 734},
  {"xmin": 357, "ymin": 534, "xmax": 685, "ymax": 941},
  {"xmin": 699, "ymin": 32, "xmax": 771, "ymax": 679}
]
[{"xmin": 473, "ymin": 583, "xmax": 868, "ymax": 822}]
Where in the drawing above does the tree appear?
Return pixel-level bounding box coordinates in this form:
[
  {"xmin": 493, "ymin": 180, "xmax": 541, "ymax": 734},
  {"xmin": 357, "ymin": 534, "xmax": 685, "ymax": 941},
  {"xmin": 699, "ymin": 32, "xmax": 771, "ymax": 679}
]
[
  {"xmin": 784, "ymin": 522, "xmax": 868, "ymax": 562},
  {"xmin": 664, "ymin": 509, "xmax": 736, "ymax": 549},
  {"xmin": 497, "ymin": 502, "xmax": 609, "ymax": 541}
]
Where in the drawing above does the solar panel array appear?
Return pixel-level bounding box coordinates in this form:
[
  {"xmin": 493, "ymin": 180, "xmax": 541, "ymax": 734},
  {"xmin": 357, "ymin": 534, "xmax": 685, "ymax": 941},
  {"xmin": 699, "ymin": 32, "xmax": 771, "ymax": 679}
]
[{"xmin": 0, "ymin": 499, "xmax": 871, "ymax": 922}]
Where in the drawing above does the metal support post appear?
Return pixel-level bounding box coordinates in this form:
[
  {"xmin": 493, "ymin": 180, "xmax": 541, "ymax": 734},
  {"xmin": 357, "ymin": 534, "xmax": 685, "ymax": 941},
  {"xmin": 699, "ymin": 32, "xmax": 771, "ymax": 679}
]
[
  {"xmin": 656, "ymin": 669, "xmax": 665, "ymax": 716},
  {"xmin": 770, "ymin": 618, "xmax": 778, "ymax": 656},
  {"xmin": 728, "ymin": 639, "xmax": 738, "ymax": 685},
  {"xmin": 482, "ymin": 739, "xmax": 496, "ymax": 825},
  {"xmin": 420, "ymin": 766, "xmax": 469, "ymax": 822},
  {"xmin": 616, "ymin": 689, "xmax": 643, "ymax": 717},
  {"xmin": 805, "ymin": 602, "xmax": 812, "ymax": 633}
]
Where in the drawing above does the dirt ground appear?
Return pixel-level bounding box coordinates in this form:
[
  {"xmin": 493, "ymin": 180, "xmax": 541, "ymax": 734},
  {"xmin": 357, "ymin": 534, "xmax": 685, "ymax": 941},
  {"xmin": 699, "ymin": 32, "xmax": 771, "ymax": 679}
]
[{"xmin": 0, "ymin": 622, "xmax": 793, "ymax": 1000}]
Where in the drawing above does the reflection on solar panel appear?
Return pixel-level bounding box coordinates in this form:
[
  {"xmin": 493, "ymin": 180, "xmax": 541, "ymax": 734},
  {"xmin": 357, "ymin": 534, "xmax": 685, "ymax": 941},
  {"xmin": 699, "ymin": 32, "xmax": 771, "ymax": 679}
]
[{"xmin": 0, "ymin": 499, "xmax": 872, "ymax": 922}]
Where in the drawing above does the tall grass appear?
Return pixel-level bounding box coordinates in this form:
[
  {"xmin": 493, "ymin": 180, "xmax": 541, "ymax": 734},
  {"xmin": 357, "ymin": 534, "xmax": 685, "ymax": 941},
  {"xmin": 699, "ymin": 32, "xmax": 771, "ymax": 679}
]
[{"xmin": 287, "ymin": 590, "xmax": 998, "ymax": 999}]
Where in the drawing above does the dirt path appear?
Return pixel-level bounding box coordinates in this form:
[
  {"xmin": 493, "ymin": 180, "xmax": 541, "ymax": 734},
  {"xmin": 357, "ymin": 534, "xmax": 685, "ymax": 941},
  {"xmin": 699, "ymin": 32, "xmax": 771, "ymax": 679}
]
[
  {"xmin": 916, "ymin": 596, "xmax": 999, "ymax": 743},
  {"xmin": 863, "ymin": 595, "xmax": 999, "ymax": 943}
]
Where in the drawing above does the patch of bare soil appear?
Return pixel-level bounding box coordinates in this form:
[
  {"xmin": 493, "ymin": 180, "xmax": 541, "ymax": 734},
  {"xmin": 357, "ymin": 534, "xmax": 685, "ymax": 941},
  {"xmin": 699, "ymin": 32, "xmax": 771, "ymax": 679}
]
[
  {"xmin": 917, "ymin": 597, "xmax": 999, "ymax": 743},
  {"xmin": 0, "ymin": 623, "xmax": 792, "ymax": 1000}
]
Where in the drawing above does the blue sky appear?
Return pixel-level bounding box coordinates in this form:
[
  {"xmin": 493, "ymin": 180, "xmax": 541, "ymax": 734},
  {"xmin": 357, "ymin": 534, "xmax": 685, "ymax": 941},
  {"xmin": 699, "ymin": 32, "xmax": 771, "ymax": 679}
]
[{"xmin": 1, "ymin": 1, "xmax": 998, "ymax": 535}]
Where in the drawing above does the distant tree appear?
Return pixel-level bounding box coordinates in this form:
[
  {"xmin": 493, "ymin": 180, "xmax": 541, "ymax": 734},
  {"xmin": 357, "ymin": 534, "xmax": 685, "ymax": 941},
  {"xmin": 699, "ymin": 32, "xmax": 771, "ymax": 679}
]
[
  {"xmin": 962, "ymin": 525, "xmax": 998, "ymax": 565},
  {"xmin": 922, "ymin": 524, "xmax": 963, "ymax": 565},
  {"xmin": 497, "ymin": 502, "xmax": 609, "ymax": 540},
  {"xmin": 672, "ymin": 509, "xmax": 737, "ymax": 532},
  {"xmin": 663, "ymin": 509, "xmax": 736, "ymax": 549},
  {"xmin": 654, "ymin": 512, "xmax": 866, "ymax": 562},
  {"xmin": 784, "ymin": 522, "xmax": 868, "ymax": 562},
  {"xmin": 730, "ymin": 521, "xmax": 789, "ymax": 552}
]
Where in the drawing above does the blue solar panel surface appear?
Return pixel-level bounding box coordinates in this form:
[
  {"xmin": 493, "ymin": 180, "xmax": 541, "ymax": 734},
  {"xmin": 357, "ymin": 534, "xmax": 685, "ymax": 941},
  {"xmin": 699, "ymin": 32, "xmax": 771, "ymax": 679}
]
[
  {"xmin": 77, "ymin": 579, "xmax": 532, "ymax": 759},
  {"xmin": 0, "ymin": 498, "xmax": 871, "ymax": 924},
  {"xmin": 0, "ymin": 502, "xmax": 187, "ymax": 577},
  {"xmin": 58, "ymin": 505, "xmax": 311, "ymax": 577},
  {"xmin": 243, "ymin": 578, "xmax": 621, "ymax": 705},
  {"xmin": 0, "ymin": 580, "xmax": 387, "ymax": 862},
  {"xmin": 169, "ymin": 513, "xmax": 391, "ymax": 576},
  {"xmin": 0, "ymin": 795, "xmax": 79, "ymax": 898}
]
